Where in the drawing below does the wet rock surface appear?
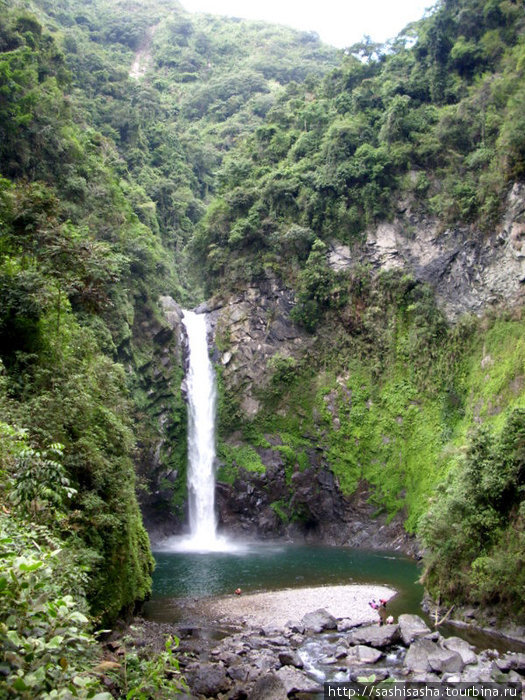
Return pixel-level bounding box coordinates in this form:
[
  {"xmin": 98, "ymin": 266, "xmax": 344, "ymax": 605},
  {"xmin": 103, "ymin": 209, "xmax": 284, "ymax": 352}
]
[
  {"xmin": 113, "ymin": 609, "xmax": 524, "ymax": 699},
  {"xmin": 217, "ymin": 462, "xmax": 419, "ymax": 554}
]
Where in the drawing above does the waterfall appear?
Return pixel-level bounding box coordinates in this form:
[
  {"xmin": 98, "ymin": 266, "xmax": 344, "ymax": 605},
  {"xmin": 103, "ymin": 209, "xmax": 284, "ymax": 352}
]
[
  {"xmin": 155, "ymin": 309, "xmax": 244, "ymax": 553},
  {"xmin": 182, "ymin": 309, "xmax": 218, "ymax": 545}
]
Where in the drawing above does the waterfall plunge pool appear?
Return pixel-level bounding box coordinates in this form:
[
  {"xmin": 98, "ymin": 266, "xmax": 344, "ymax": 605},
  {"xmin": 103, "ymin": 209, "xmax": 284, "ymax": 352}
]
[
  {"xmin": 143, "ymin": 542, "xmax": 525, "ymax": 653},
  {"xmin": 143, "ymin": 543, "xmax": 423, "ymax": 624}
]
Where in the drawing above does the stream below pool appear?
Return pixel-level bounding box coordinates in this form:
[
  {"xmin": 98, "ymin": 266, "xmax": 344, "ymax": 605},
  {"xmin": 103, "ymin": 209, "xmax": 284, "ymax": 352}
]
[{"xmin": 141, "ymin": 541, "xmax": 524, "ymax": 696}]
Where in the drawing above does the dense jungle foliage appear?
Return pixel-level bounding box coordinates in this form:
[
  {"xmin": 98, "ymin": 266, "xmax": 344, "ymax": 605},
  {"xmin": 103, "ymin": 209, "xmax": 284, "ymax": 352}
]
[
  {"xmin": 0, "ymin": 0, "xmax": 338, "ymax": 693},
  {"xmin": 0, "ymin": 0, "xmax": 525, "ymax": 693},
  {"xmin": 193, "ymin": 0, "xmax": 525, "ymax": 293},
  {"xmin": 192, "ymin": 0, "xmax": 525, "ymax": 620}
]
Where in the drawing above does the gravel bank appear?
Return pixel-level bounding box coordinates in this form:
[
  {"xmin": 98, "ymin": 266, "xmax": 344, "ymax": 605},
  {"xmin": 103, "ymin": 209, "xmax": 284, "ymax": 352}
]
[{"xmin": 193, "ymin": 584, "xmax": 396, "ymax": 628}]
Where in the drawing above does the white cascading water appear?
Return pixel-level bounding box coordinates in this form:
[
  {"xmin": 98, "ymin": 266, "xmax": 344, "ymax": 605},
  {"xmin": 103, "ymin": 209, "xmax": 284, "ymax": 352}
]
[
  {"xmin": 155, "ymin": 309, "xmax": 246, "ymax": 553},
  {"xmin": 182, "ymin": 309, "xmax": 218, "ymax": 545}
]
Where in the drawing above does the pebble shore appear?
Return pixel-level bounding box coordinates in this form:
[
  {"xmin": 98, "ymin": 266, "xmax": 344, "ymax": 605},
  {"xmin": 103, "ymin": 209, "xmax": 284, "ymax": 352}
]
[{"xmin": 192, "ymin": 583, "xmax": 396, "ymax": 627}]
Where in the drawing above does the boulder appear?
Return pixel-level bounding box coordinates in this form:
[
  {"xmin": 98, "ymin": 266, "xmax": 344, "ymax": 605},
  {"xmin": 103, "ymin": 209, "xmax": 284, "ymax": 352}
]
[
  {"xmin": 338, "ymin": 618, "xmax": 361, "ymax": 632},
  {"xmin": 227, "ymin": 665, "xmax": 249, "ymax": 683},
  {"xmin": 508, "ymin": 670, "xmax": 525, "ymax": 684},
  {"xmin": 249, "ymin": 650, "xmax": 279, "ymax": 673},
  {"xmin": 275, "ymin": 666, "xmax": 323, "ymax": 695},
  {"xmin": 301, "ymin": 608, "xmax": 338, "ymax": 633},
  {"xmin": 286, "ymin": 620, "xmax": 305, "ymax": 634},
  {"xmin": 461, "ymin": 662, "xmax": 498, "ymax": 683},
  {"xmin": 442, "ymin": 636, "xmax": 478, "ymax": 666},
  {"xmin": 278, "ymin": 650, "xmax": 304, "ymax": 669},
  {"xmin": 350, "ymin": 624, "xmax": 400, "ymax": 648},
  {"xmin": 189, "ymin": 663, "xmax": 230, "ymax": 696},
  {"xmin": 404, "ymin": 639, "xmax": 440, "ymax": 673},
  {"xmin": 496, "ymin": 652, "xmax": 525, "ymax": 673},
  {"xmin": 218, "ymin": 650, "xmax": 243, "ymax": 666},
  {"xmin": 250, "ymin": 672, "xmax": 288, "ymax": 700},
  {"xmin": 336, "ymin": 645, "xmax": 348, "ymax": 659},
  {"xmin": 398, "ymin": 614, "xmax": 432, "ymax": 645},
  {"xmin": 356, "ymin": 645, "xmax": 383, "ymax": 664},
  {"xmin": 428, "ymin": 647, "xmax": 464, "ymax": 674}
]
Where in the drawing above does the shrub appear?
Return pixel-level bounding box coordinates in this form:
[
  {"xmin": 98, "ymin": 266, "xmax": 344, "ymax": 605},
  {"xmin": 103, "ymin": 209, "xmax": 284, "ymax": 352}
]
[{"xmin": 0, "ymin": 513, "xmax": 109, "ymax": 699}]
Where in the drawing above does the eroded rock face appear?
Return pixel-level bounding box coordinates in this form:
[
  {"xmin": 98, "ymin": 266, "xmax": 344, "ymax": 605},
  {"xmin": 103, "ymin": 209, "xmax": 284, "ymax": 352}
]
[
  {"xmin": 135, "ymin": 295, "xmax": 187, "ymax": 536},
  {"xmin": 206, "ymin": 273, "xmax": 312, "ymax": 417},
  {"xmin": 216, "ymin": 455, "xmax": 418, "ymax": 549},
  {"xmin": 329, "ymin": 183, "xmax": 525, "ymax": 321}
]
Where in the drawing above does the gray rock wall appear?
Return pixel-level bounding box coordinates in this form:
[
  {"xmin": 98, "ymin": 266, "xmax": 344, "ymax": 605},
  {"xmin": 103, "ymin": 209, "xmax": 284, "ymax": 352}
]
[
  {"xmin": 205, "ymin": 273, "xmax": 313, "ymax": 417},
  {"xmin": 330, "ymin": 182, "xmax": 525, "ymax": 320},
  {"xmin": 144, "ymin": 186, "xmax": 525, "ymax": 545}
]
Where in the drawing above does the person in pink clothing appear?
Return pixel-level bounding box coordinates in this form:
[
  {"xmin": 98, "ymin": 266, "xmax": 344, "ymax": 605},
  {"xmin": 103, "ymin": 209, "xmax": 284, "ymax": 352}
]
[{"xmin": 368, "ymin": 598, "xmax": 389, "ymax": 626}]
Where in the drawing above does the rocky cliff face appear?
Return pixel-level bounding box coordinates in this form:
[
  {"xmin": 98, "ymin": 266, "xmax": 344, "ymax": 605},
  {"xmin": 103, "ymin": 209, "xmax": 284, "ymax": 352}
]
[
  {"xmin": 205, "ymin": 274, "xmax": 313, "ymax": 418},
  {"xmin": 195, "ymin": 188, "xmax": 525, "ymax": 549},
  {"xmin": 208, "ymin": 183, "xmax": 525, "ymax": 418},
  {"xmin": 144, "ymin": 187, "xmax": 524, "ymax": 549},
  {"xmin": 329, "ymin": 183, "xmax": 525, "ymax": 320},
  {"xmin": 135, "ymin": 296, "xmax": 188, "ymax": 538},
  {"xmin": 216, "ymin": 454, "xmax": 416, "ymax": 553}
]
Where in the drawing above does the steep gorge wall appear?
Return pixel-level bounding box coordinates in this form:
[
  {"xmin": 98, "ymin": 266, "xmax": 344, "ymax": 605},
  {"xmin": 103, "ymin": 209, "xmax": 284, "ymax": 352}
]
[
  {"xmin": 202, "ymin": 188, "xmax": 525, "ymax": 547},
  {"xmin": 330, "ymin": 182, "xmax": 525, "ymax": 321},
  {"xmin": 141, "ymin": 187, "xmax": 525, "ymax": 550}
]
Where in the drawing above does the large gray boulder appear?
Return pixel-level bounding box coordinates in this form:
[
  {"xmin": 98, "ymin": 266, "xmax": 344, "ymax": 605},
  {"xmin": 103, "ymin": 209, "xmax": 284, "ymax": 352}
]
[
  {"xmin": 350, "ymin": 623, "xmax": 400, "ymax": 648},
  {"xmin": 189, "ymin": 663, "xmax": 231, "ymax": 696},
  {"xmin": 398, "ymin": 614, "xmax": 432, "ymax": 645},
  {"xmin": 250, "ymin": 672, "xmax": 288, "ymax": 700},
  {"xmin": 428, "ymin": 647, "xmax": 464, "ymax": 674},
  {"xmin": 356, "ymin": 645, "xmax": 383, "ymax": 664},
  {"xmin": 301, "ymin": 608, "xmax": 338, "ymax": 633},
  {"xmin": 227, "ymin": 664, "xmax": 249, "ymax": 683},
  {"xmin": 461, "ymin": 661, "xmax": 498, "ymax": 683},
  {"xmin": 404, "ymin": 639, "xmax": 440, "ymax": 673},
  {"xmin": 442, "ymin": 636, "xmax": 478, "ymax": 666},
  {"xmin": 275, "ymin": 666, "xmax": 322, "ymax": 695}
]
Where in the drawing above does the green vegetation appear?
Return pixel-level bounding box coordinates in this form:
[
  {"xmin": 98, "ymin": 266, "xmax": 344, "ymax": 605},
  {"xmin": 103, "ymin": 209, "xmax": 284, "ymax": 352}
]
[
  {"xmin": 1, "ymin": 0, "xmax": 525, "ymax": 681},
  {"xmin": 217, "ymin": 268, "xmax": 525, "ymax": 618},
  {"xmin": 0, "ymin": 0, "xmax": 342, "ymax": 691},
  {"xmin": 217, "ymin": 443, "xmax": 266, "ymax": 484},
  {"xmin": 193, "ymin": 0, "xmax": 525, "ymax": 294},
  {"xmin": 421, "ymin": 409, "xmax": 525, "ymax": 617}
]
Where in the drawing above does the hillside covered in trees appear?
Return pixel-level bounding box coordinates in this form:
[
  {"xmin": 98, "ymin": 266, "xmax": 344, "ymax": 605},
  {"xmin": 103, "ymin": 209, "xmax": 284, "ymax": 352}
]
[{"xmin": 0, "ymin": 0, "xmax": 524, "ymax": 695}]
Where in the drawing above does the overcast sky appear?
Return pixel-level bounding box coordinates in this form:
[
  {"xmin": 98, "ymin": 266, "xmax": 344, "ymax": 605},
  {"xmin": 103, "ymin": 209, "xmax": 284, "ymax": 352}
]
[{"xmin": 180, "ymin": 0, "xmax": 436, "ymax": 48}]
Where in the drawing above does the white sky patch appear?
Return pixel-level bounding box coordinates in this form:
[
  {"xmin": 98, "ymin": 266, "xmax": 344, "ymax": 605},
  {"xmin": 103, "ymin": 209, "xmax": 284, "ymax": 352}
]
[{"xmin": 180, "ymin": 0, "xmax": 436, "ymax": 48}]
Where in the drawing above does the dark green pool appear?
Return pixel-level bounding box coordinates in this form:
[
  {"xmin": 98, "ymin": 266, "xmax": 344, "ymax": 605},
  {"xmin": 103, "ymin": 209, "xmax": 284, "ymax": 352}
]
[{"xmin": 144, "ymin": 542, "xmax": 423, "ymax": 622}]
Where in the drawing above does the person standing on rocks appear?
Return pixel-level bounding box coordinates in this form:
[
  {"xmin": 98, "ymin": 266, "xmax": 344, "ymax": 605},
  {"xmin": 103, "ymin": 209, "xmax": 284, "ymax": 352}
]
[{"xmin": 369, "ymin": 598, "xmax": 389, "ymax": 626}]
